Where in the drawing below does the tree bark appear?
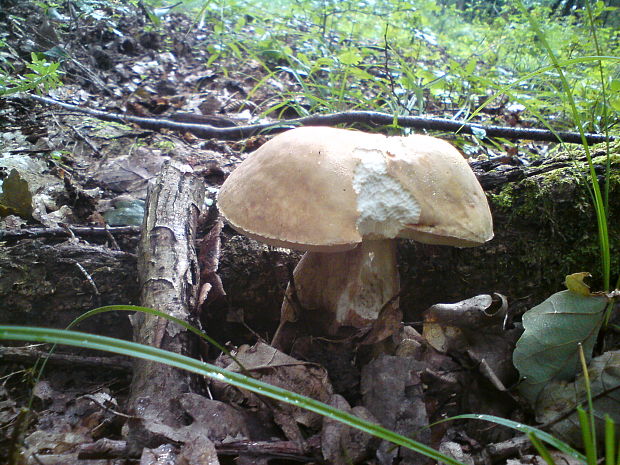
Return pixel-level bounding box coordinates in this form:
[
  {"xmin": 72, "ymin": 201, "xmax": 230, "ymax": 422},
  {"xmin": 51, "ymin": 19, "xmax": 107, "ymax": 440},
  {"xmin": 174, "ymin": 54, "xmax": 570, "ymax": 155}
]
[{"xmin": 124, "ymin": 160, "xmax": 205, "ymax": 455}]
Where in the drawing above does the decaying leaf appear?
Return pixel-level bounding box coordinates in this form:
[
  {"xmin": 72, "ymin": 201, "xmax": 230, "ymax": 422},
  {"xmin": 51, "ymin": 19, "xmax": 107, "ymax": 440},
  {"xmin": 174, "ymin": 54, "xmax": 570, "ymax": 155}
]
[
  {"xmin": 215, "ymin": 342, "xmax": 333, "ymax": 443},
  {"xmin": 537, "ymin": 350, "xmax": 620, "ymax": 447},
  {"xmin": 564, "ymin": 272, "xmax": 592, "ymax": 296},
  {"xmin": 422, "ymin": 294, "xmax": 516, "ymax": 386},
  {"xmin": 0, "ymin": 169, "xmax": 33, "ymax": 219},
  {"xmin": 321, "ymin": 394, "xmax": 379, "ymax": 465},
  {"xmin": 423, "ymin": 293, "xmax": 508, "ymax": 352},
  {"xmin": 361, "ymin": 354, "xmax": 430, "ymax": 465},
  {"xmin": 513, "ymin": 290, "xmax": 608, "ymax": 406},
  {"xmin": 21, "ymin": 380, "xmax": 120, "ymax": 463}
]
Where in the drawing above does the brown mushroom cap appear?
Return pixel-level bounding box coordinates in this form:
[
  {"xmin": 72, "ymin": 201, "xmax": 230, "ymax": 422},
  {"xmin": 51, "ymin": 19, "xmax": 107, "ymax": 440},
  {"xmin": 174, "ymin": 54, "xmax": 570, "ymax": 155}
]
[{"xmin": 217, "ymin": 126, "xmax": 493, "ymax": 251}]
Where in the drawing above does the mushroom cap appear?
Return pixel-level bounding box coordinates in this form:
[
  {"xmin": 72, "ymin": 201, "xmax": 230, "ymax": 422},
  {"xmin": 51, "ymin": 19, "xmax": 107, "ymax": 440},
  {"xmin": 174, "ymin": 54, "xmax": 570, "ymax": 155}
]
[{"xmin": 217, "ymin": 126, "xmax": 493, "ymax": 251}]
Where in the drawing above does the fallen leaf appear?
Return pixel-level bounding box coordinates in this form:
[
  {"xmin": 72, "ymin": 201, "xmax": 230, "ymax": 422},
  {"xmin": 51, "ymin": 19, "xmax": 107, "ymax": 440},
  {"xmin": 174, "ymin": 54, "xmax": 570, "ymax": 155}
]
[
  {"xmin": 537, "ymin": 350, "xmax": 620, "ymax": 447},
  {"xmin": 513, "ymin": 290, "xmax": 607, "ymax": 406},
  {"xmin": 564, "ymin": 272, "xmax": 592, "ymax": 296}
]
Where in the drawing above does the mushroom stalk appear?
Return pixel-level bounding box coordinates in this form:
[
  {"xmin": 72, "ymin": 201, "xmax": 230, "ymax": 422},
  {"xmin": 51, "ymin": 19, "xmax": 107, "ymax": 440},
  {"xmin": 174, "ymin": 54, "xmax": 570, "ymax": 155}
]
[{"xmin": 273, "ymin": 239, "xmax": 401, "ymax": 348}]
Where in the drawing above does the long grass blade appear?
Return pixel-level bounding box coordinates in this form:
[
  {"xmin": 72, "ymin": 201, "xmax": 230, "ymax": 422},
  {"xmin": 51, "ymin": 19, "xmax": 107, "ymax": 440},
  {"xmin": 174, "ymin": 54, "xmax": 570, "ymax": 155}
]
[
  {"xmin": 517, "ymin": 1, "xmax": 611, "ymax": 292},
  {"xmin": 579, "ymin": 343, "xmax": 597, "ymax": 461},
  {"xmin": 578, "ymin": 407, "xmax": 597, "ymax": 465},
  {"xmin": 0, "ymin": 325, "xmax": 468, "ymax": 465},
  {"xmin": 605, "ymin": 415, "xmax": 616, "ymax": 465},
  {"xmin": 438, "ymin": 414, "xmax": 586, "ymax": 461},
  {"xmin": 528, "ymin": 432, "xmax": 557, "ymax": 465}
]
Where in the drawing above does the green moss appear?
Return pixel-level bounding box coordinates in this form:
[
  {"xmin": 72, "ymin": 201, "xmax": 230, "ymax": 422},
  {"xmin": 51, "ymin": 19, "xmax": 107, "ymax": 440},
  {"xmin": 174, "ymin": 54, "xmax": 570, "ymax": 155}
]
[{"xmin": 489, "ymin": 145, "xmax": 620, "ymax": 293}]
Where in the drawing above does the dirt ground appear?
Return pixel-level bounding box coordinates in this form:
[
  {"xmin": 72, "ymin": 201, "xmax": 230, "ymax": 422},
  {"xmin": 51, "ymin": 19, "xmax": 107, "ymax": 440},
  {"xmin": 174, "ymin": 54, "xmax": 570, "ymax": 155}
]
[{"xmin": 1, "ymin": 2, "xmax": 619, "ymax": 464}]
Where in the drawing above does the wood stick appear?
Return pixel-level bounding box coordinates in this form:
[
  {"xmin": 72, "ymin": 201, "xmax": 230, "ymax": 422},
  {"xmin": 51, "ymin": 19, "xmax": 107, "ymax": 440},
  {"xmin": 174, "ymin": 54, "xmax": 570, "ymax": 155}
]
[
  {"xmin": 23, "ymin": 94, "xmax": 615, "ymax": 144},
  {"xmin": 124, "ymin": 160, "xmax": 205, "ymax": 454}
]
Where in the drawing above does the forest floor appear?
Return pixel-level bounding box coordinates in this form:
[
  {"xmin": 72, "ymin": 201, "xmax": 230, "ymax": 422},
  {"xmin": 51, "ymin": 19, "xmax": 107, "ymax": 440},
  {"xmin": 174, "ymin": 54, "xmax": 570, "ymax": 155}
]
[{"xmin": 0, "ymin": 2, "xmax": 618, "ymax": 465}]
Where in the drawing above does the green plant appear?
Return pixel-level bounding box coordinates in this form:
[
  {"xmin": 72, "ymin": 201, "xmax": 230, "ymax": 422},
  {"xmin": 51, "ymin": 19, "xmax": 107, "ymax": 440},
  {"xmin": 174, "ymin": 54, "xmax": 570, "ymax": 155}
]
[
  {"xmin": 0, "ymin": 53, "xmax": 63, "ymax": 96},
  {"xmin": 187, "ymin": 0, "xmax": 618, "ymax": 126},
  {"xmin": 499, "ymin": 0, "xmax": 620, "ymax": 460}
]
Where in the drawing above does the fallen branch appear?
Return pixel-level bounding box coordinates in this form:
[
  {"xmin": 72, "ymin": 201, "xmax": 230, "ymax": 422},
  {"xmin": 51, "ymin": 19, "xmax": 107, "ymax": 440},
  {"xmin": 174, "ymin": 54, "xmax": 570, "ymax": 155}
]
[
  {"xmin": 124, "ymin": 160, "xmax": 206, "ymax": 455},
  {"xmin": 0, "ymin": 345, "xmax": 132, "ymax": 371},
  {"xmin": 0, "ymin": 225, "xmax": 140, "ymax": 242},
  {"xmin": 25, "ymin": 94, "xmax": 615, "ymax": 144},
  {"xmin": 78, "ymin": 437, "xmax": 320, "ymax": 461}
]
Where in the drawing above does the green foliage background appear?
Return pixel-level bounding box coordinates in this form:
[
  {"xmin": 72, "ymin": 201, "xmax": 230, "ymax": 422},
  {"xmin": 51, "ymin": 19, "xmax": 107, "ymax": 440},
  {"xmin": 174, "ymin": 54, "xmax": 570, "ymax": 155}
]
[{"xmin": 177, "ymin": 0, "xmax": 619, "ymax": 131}]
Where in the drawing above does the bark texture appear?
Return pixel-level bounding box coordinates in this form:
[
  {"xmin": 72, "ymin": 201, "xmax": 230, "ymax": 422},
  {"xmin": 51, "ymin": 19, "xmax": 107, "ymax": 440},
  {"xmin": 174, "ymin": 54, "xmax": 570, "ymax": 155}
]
[
  {"xmin": 124, "ymin": 160, "xmax": 205, "ymax": 454},
  {"xmin": 0, "ymin": 240, "xmax": 137, "ymax": 339}
]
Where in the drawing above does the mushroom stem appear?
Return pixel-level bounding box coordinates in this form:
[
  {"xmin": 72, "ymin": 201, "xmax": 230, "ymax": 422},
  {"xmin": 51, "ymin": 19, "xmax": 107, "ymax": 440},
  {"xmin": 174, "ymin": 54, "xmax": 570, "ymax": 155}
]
[{"xmin": 272, "ymin": 239, "xmax": 401, "ymax": 349}]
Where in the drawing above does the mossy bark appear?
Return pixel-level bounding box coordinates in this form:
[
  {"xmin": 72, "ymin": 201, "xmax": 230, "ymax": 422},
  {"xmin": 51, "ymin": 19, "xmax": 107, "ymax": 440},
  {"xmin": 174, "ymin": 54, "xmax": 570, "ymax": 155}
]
[
  {"xmin": 396, "ymin": 142, "xmax": 620, "ymax": 320},
  {"xmin": 209, "ymin": 142, "xmax": 620, "ymax": 335}
]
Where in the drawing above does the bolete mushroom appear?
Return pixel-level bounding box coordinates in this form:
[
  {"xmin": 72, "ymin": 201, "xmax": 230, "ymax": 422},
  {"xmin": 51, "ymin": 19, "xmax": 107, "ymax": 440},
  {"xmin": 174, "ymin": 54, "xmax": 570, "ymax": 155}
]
[{"xmin": 217, "ymin": 126, "xmax": 493, "ymax": 349}]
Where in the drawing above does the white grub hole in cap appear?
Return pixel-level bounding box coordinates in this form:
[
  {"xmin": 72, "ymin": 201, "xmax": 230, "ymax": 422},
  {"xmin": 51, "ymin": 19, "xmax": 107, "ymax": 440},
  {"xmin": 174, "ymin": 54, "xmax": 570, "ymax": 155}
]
[{"xmin": 352, "ymin": 147, "xmax": 421, "ymax": 238}]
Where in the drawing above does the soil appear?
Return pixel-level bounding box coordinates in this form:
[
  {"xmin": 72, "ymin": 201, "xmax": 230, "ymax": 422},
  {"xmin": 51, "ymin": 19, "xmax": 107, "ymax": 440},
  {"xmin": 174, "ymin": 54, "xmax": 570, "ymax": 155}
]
[{"xmin": 0, "ymin": 2, "xmax": 618, "ymax": 465}]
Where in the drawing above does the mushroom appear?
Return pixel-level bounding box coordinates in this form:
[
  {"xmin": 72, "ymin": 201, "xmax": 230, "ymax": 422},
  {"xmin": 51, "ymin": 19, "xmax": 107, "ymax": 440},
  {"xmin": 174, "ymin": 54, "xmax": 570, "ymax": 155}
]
[{"xmin": 217, "ymin": 126, "xmax": 493, "ymax": 349}]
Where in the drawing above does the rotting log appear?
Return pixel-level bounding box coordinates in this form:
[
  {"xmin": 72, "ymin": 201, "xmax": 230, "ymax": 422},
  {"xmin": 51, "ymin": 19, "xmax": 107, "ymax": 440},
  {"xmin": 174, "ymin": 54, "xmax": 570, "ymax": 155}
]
[
  {"xmin": 208, "ymin": 144, "xmax": 620, "ymax": 339},
  {"xmin": 396, "ymin": 145, "xmax": 620, "ymax": 320},
  {"xmin": 123, "ymin": 160, "xmax": 206, "ymax": 455},
  {"xmin": 1, "ymin": 145, "xmax": 619, "ymax": 346},
  {"xmin": 0, "ymin": 239, "xmax": 137, "ymax": 340}
]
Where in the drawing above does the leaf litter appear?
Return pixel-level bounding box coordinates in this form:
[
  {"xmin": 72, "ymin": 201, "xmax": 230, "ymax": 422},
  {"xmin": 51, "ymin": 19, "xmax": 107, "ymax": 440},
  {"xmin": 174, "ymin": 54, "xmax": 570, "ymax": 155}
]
[{"xmin": 1, "ymin": 1, "xmax": 619, "ymax": 464}]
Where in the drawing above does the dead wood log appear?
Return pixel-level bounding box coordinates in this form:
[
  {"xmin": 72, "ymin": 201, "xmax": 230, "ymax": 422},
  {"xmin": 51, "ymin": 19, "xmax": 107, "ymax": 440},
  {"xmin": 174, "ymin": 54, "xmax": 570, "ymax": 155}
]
[
  {"xmin": 209, "ymin": 148, "xmax": 620, "ymax": 341},
  {"xmin": 124, "ymin": 160, "xmax": 206, "ymax": 455},
  {"xmin": 1, "ymin": 148, "xmax": 617, "ymax": 353},
  {"xmin": 0, "ymin": 240, "xmax": 137, "ymax": 339}
]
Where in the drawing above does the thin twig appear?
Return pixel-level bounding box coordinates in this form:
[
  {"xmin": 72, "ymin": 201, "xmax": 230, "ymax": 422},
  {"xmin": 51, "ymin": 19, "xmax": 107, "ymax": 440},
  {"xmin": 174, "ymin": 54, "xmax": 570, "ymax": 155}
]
[
  {"xmin": 21, "ymin": 94, "xmax": 616, "ymax": 144},
  {"xmin": 0, "ymin": 225, "xmax": 140, "ymax": 241}
]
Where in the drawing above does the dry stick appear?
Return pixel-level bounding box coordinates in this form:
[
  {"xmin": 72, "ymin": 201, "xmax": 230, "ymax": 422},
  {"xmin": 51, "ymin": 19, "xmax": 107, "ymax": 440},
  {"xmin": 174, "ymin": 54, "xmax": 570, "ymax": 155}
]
[
  {"xmin": 24, "ymin": 94, "xmax": 614, "ymax": 144},
  {"xmin": 78, "ymin": 438, "xmax": 318, "ymax": 461},
  {"xmin": 0, "ymin": 345, "xmax": 132, "ymax": 371},
  {"xmin": 0, "ymin": 225, "xmax": 140, "ymax": 241},
  {"xmin": 124, "ymin": 160, "xmax": 205, "ymax": 455}
]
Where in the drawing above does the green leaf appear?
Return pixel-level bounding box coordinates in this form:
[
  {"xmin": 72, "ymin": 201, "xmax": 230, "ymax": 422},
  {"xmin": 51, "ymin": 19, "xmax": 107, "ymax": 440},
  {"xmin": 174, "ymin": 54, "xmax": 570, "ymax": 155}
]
[
  {"xmin": 513, "ymin": 290, "xmax": 608, "ymax": 405},
  {"xmin": 464, "ymin": 58, "xmax": 476, "ymax": 75},
  {"xmin": 338, "ymin": 49, "xmax": 362, "ymax": 66},
  {"xmin": 349, "ymin": 67, "xmax": 373, "ymax": 80}
]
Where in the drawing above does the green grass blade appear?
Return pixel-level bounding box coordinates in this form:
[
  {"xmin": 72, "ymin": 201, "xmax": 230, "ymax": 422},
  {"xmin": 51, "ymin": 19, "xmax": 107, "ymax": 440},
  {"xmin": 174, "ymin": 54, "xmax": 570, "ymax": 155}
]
[
  {"xmin": 578, "ymin": 407, "xmax": 597, "ymax": 465},
  {"xmin": 579, "ymin": 343, "xmax": 598, "ymax": 461},
  {"xmin": 468, "ymin": 56, "xmax": 620, "ymax": 127},
  {"xmin": 528, "ymin": 432, "xmax": 557, "ymax": 465},
  {"xmin": 67, "ymin": 305, "xmax": 239, "ymax": 365},
  {"xmin": 0, "ymin": 325, "xmax": 468, "ymax": 465},
  {"xmin": 517, "ymin": 1, "xmax": 611, "ymax": 292},
  {"xmin": 438, "ymin": 414, "xmax": 586, "ymax": 462},
  {"xmin": 584, "ymin": 1, "xmax": 612, "ymax": 216},
  {"xmin": 605, "ymin": 415, "xmax": 615, "ymax": 465}
]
